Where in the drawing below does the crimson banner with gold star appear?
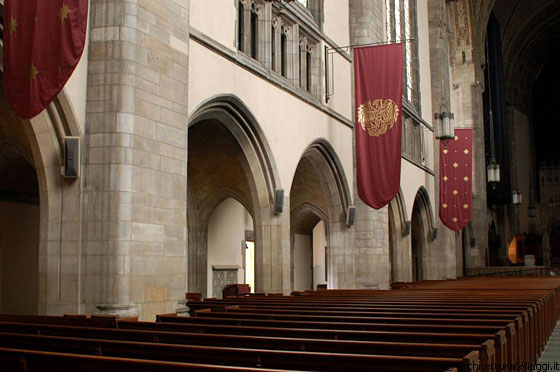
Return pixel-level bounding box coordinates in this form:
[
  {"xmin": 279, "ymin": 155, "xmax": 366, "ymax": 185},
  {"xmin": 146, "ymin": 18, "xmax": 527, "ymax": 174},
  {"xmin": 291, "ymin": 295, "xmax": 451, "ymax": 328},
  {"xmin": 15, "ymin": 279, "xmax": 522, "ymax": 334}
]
[
  {"xmin": 354, "ymin": 44, "xmax": 404, "ymax": 209},
  {"xmin": 440, "ymin": 129, "xmax": 473, "ymax": 231},
  {"xmin": 2, "ymin": 0, "xmax": 88, "ymax": 119}
]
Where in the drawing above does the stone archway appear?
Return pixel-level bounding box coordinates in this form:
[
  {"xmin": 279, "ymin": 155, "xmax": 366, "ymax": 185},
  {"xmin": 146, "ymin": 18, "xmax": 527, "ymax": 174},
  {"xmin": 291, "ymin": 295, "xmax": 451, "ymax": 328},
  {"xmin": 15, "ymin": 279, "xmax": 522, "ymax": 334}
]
[
  {"xmin": 388, "ymin": 189, "xmax": 410, "ymax": 283},
  {"xmin": 0, "ymin": 77, "xmax": 80, "ymax": 314},
  {"xmin": 289, "ymin": 139, "xmax": 351, "ymax": 290},
  {"xmin": 410, "ymin": 188, "xmax": 437, "ymax": 281},
  {"xmin": 187, "ymin": 96, "xmax": 281, "ymax": 296}
]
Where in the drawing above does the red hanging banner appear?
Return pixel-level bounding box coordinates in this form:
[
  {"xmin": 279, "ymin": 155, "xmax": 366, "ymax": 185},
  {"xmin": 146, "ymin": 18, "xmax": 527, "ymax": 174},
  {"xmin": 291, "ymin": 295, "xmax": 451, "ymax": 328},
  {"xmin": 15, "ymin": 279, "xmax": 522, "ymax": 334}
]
[
  {"xmin": 354, "ymin": 44, "xmax": 404, "ymax": 209},
  {"xmin": 439, "ymin": 129, "xmax": 473, "ymax": 231},
  {"xmin": 2, "ymin": 0, "xmax": 88, "ymax": 119}
]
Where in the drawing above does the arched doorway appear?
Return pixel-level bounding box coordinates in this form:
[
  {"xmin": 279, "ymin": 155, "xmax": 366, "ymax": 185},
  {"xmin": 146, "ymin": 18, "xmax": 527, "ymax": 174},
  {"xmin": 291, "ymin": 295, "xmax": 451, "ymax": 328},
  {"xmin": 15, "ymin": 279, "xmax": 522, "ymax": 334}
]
[
  {"xmin": 206, "ymin": 198, "xmax": 253, "ymax": 298},
  {"xmin": 187, "ymin": 96, "xmax": 280, "ymax": 296},
  {"xmin": 290, "ymin": 203, "xmax": 328, "ymax": 291},
  {"xmin": 0, "ymin": 88, "xmax": 40, "ymax": 314},
  {"xmin": 410, "ymin": 188, "xmax": 436, "ymax": 281},
  {"xmin": 388, "ymin": 190, "xmax": 409, "ymax": 283},
  {"xmin": 411, "ymin": 202, "xmax": 424, "ymax": 282},
  {"xmin": 289, "ymin": 140, "xmax": 350, "ymax": 290}
]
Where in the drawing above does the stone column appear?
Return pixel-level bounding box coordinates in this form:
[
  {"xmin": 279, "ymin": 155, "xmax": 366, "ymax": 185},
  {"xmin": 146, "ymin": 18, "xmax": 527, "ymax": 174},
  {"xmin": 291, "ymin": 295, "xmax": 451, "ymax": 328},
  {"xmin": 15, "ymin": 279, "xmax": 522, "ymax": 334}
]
[
  {"xmin": 83, "ymin": 0, "xmax": 190, "ymax": 320},
  {"xmin": 347, "ymin": 0, "xmax": 390, "ymax": 289},
  {"xmin": 449, "ymin": 0, "xmax": 487, "ymax": 267},
  {"xmin": 427, "ymin": 0, "xmax": 459, "ymax": 279}
]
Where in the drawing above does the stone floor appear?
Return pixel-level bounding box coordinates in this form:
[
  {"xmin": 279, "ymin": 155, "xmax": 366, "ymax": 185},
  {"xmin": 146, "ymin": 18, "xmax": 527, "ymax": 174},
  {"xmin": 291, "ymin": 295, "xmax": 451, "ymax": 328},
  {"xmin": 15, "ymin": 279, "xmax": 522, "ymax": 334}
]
[{"xmin": 539, "ymin": 321, "xmax": 560, "ymax": 369}]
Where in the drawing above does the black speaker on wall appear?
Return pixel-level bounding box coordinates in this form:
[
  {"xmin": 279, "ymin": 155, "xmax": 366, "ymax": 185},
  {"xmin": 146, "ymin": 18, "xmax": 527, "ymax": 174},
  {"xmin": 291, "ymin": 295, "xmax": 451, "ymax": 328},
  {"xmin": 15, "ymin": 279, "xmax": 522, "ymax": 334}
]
[
  {"xmin": 274, "ymin": 188, "xmax": 284, "ymax": 214},
  {"xmin": 346, "ymin": 206, "xmax": 356, "ymax": 226},
  {"xmin": 64, "ymin": 136, "xmax": 80, "ymax": 178}
]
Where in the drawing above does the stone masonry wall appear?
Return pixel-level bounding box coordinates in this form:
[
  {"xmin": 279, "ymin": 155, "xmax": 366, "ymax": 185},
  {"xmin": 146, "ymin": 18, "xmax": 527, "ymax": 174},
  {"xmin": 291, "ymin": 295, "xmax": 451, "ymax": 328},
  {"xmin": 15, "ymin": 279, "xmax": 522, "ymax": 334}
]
[
  {"xmin": 83, "ymin": 0, "xmax": 190, "ymax": 320},
  {"xmin": 347, "ymin": 0, "xmax": 390, "ymax": 289}
]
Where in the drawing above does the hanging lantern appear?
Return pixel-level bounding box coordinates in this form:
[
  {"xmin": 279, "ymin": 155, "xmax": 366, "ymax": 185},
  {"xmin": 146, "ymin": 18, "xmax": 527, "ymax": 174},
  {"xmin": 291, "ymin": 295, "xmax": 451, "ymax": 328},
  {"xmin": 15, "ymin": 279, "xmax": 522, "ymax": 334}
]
[
  {"xmin": 435, "ymin": 111, "xmax": 455, "ymax": 141},
  {"xmin": 487, "ymin": 160, "xmax": 500, "ymax": 186},
  {"xmin": 512, "ymin": 190, "xmax": 523, "ymax": 205}
]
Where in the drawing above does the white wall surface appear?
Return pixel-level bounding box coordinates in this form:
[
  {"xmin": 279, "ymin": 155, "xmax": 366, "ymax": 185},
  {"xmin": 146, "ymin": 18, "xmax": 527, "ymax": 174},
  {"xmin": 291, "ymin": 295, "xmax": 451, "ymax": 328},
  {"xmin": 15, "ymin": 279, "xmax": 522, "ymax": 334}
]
[
  {"xmin": 312, "ymin": 220, "xmax": 327, "ymax": 289},
  {"xmin": 207, "ymin": 198, "xmax": 253, "ymax": 298},
  {"xmin": 191, "ymin": 0, "xmax": 236, "ymax": 50},
  {"xmin": 294, "ymin": 233, "xmax": 312, "ymax": 291}
]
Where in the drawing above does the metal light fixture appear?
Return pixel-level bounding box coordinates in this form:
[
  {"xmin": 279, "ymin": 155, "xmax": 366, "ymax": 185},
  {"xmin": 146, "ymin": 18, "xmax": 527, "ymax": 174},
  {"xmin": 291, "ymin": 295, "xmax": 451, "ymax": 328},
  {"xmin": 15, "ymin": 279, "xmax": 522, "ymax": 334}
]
[
  {"xmin": 485, "ymin": 37, "xmax": 500, "ymax": 190},
  {"xmin": 435, "ymin": 111, "xmax": 455, "ymax": 143},
  {"xmin": 487, "ymin": 158, "xmax": 500, "ymax": 187},
  {"xmin": 512, "ymin": 190, "xmax": 523, "ymax": 205}
]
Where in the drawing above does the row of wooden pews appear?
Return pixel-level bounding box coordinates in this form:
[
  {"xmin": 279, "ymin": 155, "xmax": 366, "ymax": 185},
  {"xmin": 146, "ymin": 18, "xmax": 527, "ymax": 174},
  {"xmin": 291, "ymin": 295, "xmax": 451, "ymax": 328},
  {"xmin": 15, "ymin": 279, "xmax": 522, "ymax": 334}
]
[{"xmin": 0, "ymin": 277, "xmax": 557, "ymax": 371}]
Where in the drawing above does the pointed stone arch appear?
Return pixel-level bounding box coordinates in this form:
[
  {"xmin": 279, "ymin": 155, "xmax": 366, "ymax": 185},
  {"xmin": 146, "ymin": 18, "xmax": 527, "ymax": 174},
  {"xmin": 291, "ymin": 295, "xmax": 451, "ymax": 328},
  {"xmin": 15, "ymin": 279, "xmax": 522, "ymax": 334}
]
[
  {"xmin": 388, "ymin": 189, "xmax": 410, "ymax": 283},
  {"xmin": 187, "ymin": 95, "xmax": 283, "ymax": 296},
  {"xmin": 410, "ymin": 187, "xmax": 437, "ymax": 281},
  {"xmin": 0, "ymin": 70, "xmax": 81, "ymax": 314},
  {"xmin": 289, "ymin": 138, "xmax": 351, "ymax": 289}
]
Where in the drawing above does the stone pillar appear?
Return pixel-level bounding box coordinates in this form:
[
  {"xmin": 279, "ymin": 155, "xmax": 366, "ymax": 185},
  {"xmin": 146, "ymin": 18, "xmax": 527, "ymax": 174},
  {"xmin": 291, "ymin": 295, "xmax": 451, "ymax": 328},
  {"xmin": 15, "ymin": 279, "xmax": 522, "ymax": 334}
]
[
  {"xmin": 427, "ymin": 0, "xmax": 459, "ymax": 279},
  {"xmin": 347, "ymin": 0, "xmax": 390, "ymax": 289},
  {"xmin": 83, "ymin": 0, "xmax": 190, "ymax": 320},
  {"xmin": 449, "ymin": 0, "xmax": 487, "ymax": 267}
]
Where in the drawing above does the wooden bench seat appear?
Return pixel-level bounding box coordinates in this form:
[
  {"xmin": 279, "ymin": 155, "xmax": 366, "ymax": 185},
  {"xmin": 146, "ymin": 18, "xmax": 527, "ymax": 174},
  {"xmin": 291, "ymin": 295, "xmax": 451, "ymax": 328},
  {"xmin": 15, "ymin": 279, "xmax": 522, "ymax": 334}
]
[
  {"xmin": 0, "ymin": 331, "xmax": 477, "ymax": 371},
  {"xmin": 0, "ymin": 346, "xmax": 284, "ymax": 371},
  {"xmin": 0, "ymin": 321, "xmax": 494, "ymax": 365}
]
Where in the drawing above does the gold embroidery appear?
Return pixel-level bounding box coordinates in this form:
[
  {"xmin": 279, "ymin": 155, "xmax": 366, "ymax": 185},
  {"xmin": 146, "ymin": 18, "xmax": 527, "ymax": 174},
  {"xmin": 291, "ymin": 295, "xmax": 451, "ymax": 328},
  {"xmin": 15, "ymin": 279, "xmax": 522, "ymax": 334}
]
[
  {"xmin": 357, "ymin": 99, "xmax": 399, "ymax": 137},
  {"xmin": 58, "ymin": 3, "xmax": 71, "ymax": 23},
  {"xmin": 29, "ymin": 65, "xmax": 39, "ymax": 81}
]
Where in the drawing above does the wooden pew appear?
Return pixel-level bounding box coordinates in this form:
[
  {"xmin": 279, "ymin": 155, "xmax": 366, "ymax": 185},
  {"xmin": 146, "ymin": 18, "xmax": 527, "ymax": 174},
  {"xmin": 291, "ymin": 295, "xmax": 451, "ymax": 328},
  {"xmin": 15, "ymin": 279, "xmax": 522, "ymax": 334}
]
[
  {"xmin": 0, "ymin": 331, "xmax": 478, "ymax": 371},
  {"xmin": 155, "ymin": 313, "xmax": 503, "ymax": 368},
  {"xmin": 0, "ymin": 321, "xmax": 494, "ymax": 365},
  {"xmin": 0, "ymin": 346, "xmax": 282, "ymax": 371}
]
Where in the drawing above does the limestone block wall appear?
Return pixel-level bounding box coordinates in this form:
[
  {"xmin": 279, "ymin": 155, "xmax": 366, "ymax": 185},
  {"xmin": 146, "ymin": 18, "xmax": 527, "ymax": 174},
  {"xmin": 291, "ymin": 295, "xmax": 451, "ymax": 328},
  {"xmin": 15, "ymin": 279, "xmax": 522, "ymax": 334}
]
[
  {"xmin": 83, "ymin": 0, "xmax": 190, "ymax": 320},
  {"xmin": 347, "ymin": 0, "xmax": 391, "ymax": 289}
]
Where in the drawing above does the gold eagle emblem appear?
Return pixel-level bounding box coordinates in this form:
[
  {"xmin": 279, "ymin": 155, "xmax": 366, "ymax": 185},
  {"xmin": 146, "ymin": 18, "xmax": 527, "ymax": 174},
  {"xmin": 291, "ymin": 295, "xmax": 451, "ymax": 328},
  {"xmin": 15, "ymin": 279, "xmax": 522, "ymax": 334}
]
[{"xmin": 357, "ymin": 99, "xmax": 400, "ymax": 137}]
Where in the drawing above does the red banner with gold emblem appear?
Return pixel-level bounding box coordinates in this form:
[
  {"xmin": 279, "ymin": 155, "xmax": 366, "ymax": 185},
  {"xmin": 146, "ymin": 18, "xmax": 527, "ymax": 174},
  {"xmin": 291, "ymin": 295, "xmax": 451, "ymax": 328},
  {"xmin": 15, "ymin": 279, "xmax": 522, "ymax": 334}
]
[
  {"xmin": 440, "ymin": 129, "xmax": 473, "ymax": 231},
  {"xmin": 354, "ymin": 44, "xmax": 404, "ymax": 209},
  {"xmin": 2, "ymin": 0, "xmax": 88, "ymax": 119}
]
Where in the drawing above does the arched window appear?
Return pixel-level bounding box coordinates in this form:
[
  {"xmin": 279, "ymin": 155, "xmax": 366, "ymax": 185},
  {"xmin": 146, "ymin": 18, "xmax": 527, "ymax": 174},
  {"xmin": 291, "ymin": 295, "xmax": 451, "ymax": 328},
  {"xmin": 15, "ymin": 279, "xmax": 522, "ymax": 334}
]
[
  {"xmin": 306, "ymin": 51, "xmax": 312, "ymax": 92},
  {"xmin": 237, "ymin": 1, "xmax": 245, "ymax": 51},
  {"xmin": 250, "ymin": 10, "xmax": 258, "ymax": 59},
  {"xmin": 271, "ymin": 24, "xmax": 276, "ymax": 71},
  {"xmin": 281, "ymin": 33, "xmax": 287, "ymax": 77},
  {"xmin": 385, "ymin": 0, "xmax": 419, "ymax": 110}
]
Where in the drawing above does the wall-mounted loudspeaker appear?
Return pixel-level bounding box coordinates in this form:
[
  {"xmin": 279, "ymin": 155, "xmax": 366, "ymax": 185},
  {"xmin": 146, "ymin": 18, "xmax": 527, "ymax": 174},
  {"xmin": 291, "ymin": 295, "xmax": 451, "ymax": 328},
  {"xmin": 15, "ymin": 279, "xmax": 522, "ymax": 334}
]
[
  {"xmin": 274, "ymin": 188, "xmax": 284, "ymax": 214},
  {"xmin": 403, "ymin": 220, "xmax": 411, "ymax": 236},
  {"xmin": 63, "ymin": 136, "xmax": 80, "ymax": 179},
  {"xmin": 431, "ymin": 228, "xmax": 438, "ymax": 241},
  {"xmin": 346, "ymin": 206, "xmax": 356, "ymax": 226}
]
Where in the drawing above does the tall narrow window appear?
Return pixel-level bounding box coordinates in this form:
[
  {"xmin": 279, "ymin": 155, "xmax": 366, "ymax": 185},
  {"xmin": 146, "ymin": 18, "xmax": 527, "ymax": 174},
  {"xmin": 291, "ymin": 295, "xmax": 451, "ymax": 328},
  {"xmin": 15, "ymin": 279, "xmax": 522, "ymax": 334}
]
[
  {"xmin": 306, "ymin": 51, "xmax": 312, "ymax": 92},
  {"xmin": 271, "ymin": 25, "xmax": 276, "ymax": 71},
  {"xmin": 385, "ymin": 0, "xmax": 419, "ymax": 110},
  {"xmin": 281, "ymin": 33, "xmax": 287, "ymax": 77},
  {"xmin": 250, "ymin": 11, "xmax": 258, "ymax": 59},
  {"xmin": 238, "ymin": 1, "xmax": 244, "ymax": 51},
  {"xmin": 298, "ymin": 45, "xmax": 303, "ymax": 87}
]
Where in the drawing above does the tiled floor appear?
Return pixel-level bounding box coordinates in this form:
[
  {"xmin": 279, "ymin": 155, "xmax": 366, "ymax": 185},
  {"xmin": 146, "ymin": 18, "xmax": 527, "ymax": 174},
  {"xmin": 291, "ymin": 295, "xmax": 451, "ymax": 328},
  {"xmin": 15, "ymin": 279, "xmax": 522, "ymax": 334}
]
[{"xmin": 539, "ymin": 322, "xmax": 560, "ymax": 369}]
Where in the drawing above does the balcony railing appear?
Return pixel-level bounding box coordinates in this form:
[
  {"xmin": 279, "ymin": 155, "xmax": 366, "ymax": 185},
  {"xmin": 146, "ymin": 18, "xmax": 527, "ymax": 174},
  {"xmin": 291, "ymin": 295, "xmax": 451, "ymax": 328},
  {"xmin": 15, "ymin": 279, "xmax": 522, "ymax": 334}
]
[{"xmin": 401, "ymin": 102, "xmax": 432, "ymax": 172}]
